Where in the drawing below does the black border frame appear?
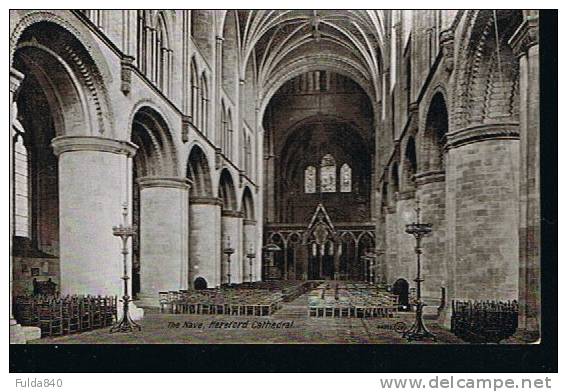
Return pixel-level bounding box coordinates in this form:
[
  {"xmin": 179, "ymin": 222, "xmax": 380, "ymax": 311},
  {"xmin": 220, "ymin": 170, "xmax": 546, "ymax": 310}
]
[{"xmin": 9, "ymin": 9, "xmax": 558, "ymax": 373}]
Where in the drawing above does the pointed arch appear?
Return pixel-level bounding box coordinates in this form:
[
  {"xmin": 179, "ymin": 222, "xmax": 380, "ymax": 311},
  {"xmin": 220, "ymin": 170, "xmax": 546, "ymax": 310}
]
[
  {"xmin": 221, "ymin": 10, "xmax": 239, "ymax": 102},
  {"xmin": 199, "ymin": 72, "xmax": 209, "ymax": 135},
  {"xmin": 190, "ymin": 10, "xmax": 214, "ymax": 65},
  {"xmin": 190, "ymin": 57, "xmax": 199, "ymax": 121}
]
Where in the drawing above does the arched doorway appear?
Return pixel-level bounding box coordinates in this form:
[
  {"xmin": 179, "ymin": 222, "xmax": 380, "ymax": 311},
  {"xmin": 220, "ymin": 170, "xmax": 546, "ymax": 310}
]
[
  {"xmin": 393, "ymin": 278, "xmax": 410, "ymax": 311},
  {"xmin": 241, "ymin": 187, "xmax": 257, "ymax": 283},
  {"xmin": 218, "ymin": 169, "xmax": 240, "ymax": 284}
]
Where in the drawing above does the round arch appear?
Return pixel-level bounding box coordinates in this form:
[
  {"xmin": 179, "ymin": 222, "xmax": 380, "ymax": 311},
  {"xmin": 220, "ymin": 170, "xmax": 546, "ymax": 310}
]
[
  {"xmin": 258, "ymin": 55, "xmax": 378, "ymax": 121},
  {"xmin": 241, "ymin": 186, "xmax": 255, "ymax": 220},
  {"xmin": 131, "ymin": 105, "xmax": 178, "ymax": 177},
  {"xmin": 421, "ymin": 92, "xmax": 449, "ymax": 172},
  {"xmin": 13, "ymin": 20, "xmax": 112, "ymax": 137},
  {"xmin": 186, "ymin": 144, "xmax": 213, "ymax": 197},
  {"xmin": 218, "ymin": 168, "xmax": 237, "ymax": 211},
  {"xmin": 402, "ymin": 136, "xmax": 418, "ymax": 190}
]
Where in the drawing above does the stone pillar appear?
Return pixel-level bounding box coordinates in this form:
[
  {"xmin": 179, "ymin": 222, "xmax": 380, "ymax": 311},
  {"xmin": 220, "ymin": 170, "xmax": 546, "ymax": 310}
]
[
  {"xmin": 137, "ymin": 177, "xmax": 190, "ymax": 306},
  {"xmin": 264, "ymin": 154, "xmax": 276, "ymax": 222},
  {"xmin": 396, "ymin": 191, "xmax": 417, "ymax": 285},
  {"xmin": 221, "ymin": 211, "xmax": 243, "ymax": 284},
  {"xmin": 510, "ymin": 14, "xmax": 540, "ymax": 341},
  {"xmin": 242, "ymin": 219, "xmax": 258, "ymax": 282},
  {"xmin": 445, "ymin": 125, "xmax": 520, "ymax": 304},
  {"xmin": 415, "ymin": 171, "xmax": 447, "ymax": 300},
  {"xmin": 189, "ymin": 197, "xmax": 222, "ymax": 288},
  {"xmin": 51, "ymin": 136, "xmax": 138, "ymax": 296},
  {"xmin": 384, "ymin": 206, "xmax": 398, "ymax": 285}
]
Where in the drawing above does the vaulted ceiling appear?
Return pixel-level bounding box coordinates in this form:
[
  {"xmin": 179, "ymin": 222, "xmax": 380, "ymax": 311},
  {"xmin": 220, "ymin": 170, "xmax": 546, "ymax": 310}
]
[{"xmin": 221, "ymin": 10, "xmax": 387, "ymax": 107}]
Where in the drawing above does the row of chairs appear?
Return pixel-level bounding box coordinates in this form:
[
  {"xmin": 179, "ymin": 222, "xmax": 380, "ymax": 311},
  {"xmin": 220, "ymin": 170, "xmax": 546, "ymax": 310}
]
[
  {"xmin": 14, "ymin": 295, "xmax": 117, "ymax": 338},
  {"xmin": 159, "ymin": 289, "xmax": 284, "ymax": 316},
  {"xmin": 451, "ymin": 300, "xmax": 518, "ymax": 343},
  {"xmin": 233, "ymin": 280, "xmax": 309, "ymax": 301},
  {"xmin": 308, "ymin": 282, "xmax": 398, "ymax": 318}
]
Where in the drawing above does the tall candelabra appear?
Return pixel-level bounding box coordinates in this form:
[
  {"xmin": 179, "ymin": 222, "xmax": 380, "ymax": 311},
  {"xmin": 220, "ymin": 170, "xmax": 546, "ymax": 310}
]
[
  {"xmin": 110, "ymin": 203, "xmax": 141, "ymax": 333},
  {"xmin": 223, "ymin": 236, "xmax": 235, "ymax": 285},
  {"xmin": 246, "ymin": 244, "xmax": 256, "ymax": 284},
  {"xmin": 403, "ymin": 204, "xmax": 435, "ymax": 341}
]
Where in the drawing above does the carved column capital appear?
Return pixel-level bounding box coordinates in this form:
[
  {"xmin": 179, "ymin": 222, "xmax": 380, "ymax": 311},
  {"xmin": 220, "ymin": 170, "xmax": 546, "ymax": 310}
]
[
  {"xmin": 51, "ymin": 136, "xmax": 138, "ymax": 157},
  {"xmin": 137, "ymin": 176, "xmax": 192, "ymax": 190},
  {"xmin": 509, "ymin": 16, "xmax": 539, "ymax": 58}
]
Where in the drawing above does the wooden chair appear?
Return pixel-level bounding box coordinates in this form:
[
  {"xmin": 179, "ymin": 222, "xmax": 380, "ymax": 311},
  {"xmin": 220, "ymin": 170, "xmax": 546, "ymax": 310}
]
[
  {"xmin": 62, "ymin": 299, "xmax": 79, "ymax": 334},
  {"xmin": 79, "ymin": 297, "xmax": 92, "ymax": 331},
  {"xmin": 38, "ymin": 301, "xmax": 63, "ymax": 337}
]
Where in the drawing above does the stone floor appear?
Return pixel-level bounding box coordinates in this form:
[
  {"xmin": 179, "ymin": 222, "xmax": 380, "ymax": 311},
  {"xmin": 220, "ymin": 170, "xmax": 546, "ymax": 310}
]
[{"xmin": 29, "ymin": 293, "xmax": 463, "ymax": 344}]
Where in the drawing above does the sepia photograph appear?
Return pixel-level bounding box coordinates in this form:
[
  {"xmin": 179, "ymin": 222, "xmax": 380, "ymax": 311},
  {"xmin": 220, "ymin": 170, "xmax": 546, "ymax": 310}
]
[{"xmin": 7, "ymin": 8, "xmax": 557, "ymax": 374}]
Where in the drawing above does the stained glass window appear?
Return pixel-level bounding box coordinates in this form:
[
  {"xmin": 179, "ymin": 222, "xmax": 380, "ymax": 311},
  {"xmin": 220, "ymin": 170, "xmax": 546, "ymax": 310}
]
[
  {"xmin": 320, "ymin": 154, "xmax": 336, "ymax": 192},
  {"xmin": 304, "ymin": 166, "xmax": 316, "ymax": 193},
  {"xmin": 340, "ymin": 163, "xmax": 352, "ymax": 193}
]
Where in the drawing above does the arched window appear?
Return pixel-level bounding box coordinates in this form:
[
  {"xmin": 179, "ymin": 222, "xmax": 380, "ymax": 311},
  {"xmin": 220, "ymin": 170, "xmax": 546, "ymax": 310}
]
[
  {"xmin": 340, "ymin": 163, "xmax": 352, "ymax": 193},
  {"xmin": 136, "ymin": 11, "xmax": 171, "ymax": 94},
  {"xmin": 137, "ymin": 11, "xmax": 150, "ymax": 75},
  {"xmin": 190, "ymin": 58, "xmax": 199, "ymax": 122},
  {"xmin": 156, "ymin": 13, "xmax": 171, "ymax": 94},
  {"xmin": 304, "ymin": 166, "xmax": 316, "ymax": 194},
  {"xmin": 13, "ymin": 132, "xmax": 29, "ymax": 238},
  {"xmin": 200, "ymin": 73, "xmax": 209, "ymax": 135},
  {"xmin": 226, "ymin": 110, "xmax": 233, "ymax": 160},
  {"xmin": 320, "ymin": 154, "xmax": 336, "ymax": 193},
  {"xmin": 220, "ymin": 101, "xmax": 226, "ymax": 149}
]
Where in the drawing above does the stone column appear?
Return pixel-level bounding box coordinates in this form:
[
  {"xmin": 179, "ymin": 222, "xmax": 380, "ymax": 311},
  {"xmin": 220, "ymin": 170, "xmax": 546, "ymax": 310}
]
[
  {"xmin": 52, "ymin": 136, "xmax": 137, "ymax": 298},
  {"xmin": 137, "ymin": 177, "xmax": 190, "ymax": 306},
  {"xmin": 221, "ymin": 210, "xmax": 243, "ymax": 284},
  {"xmin": 384, "ymin": 206, "xmax": 398, "ymax": 285},
  {"xmin": 189, "ymin": 197, "xmax": 222, "ymax": 288},
  {"xmin": 396, "ymin": 191, "xmax": 417, "ymax": 285},
  {"xmin": 264, "ymin": 153, "xmax": 276, "ymax": 222},
  {"xmin": 510, "ymin": 13, "xmax": 540, "ymax": 341},
  {"xmin": 415, "ymin": 171, "xmax": 446, "ymax": 300},
  {"xmin": 445, "ymin": 125, "xmax": 520, "ymax": 304},
  {"xmin": 242, "ymin": 219, "xmax": 258, "ymax": 282}
]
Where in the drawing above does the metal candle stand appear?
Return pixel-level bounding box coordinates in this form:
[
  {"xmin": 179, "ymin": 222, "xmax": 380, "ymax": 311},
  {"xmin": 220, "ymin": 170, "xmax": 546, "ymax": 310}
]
[
  {"xmin": 246, "ymin": 249, "xmax": 256, "ymax": 284},
  {"xmin": 110, "ymin": 203, "xmax": 141, "ymax": 333},
  {"xmin": 223, "ymin": 237, "xmax": 235, "ymax": 286},
  {"xmin": 402, "ymin": 205, "xmax": 435, "ymax": 342}
]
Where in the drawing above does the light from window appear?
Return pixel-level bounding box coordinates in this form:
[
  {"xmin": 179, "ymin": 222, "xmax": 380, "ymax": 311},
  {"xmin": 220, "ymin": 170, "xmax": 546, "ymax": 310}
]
[
  {"xmin": 340, "ymin": 163, "xmax": 352, "ymax": 193},
  {"xmin": 14, "ymin": 134, "xmax": 29, "ymax": 238},
  {"xmin": 304, "ymin": 166, "xmax": 316, "ymax": 194},
  {"xmin": 320, "ymin": 154, "xmax": 336, "ymax": 193}
]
